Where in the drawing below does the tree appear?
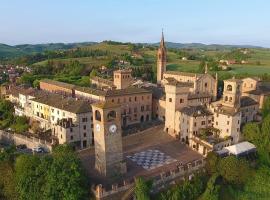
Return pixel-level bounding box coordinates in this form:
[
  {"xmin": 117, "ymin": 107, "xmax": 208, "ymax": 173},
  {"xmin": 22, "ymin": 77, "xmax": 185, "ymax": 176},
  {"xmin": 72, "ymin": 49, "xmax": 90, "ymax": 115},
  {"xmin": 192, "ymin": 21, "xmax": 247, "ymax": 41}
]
[
  {"xmin": 236, "ymin": 165, "xmax": 270, "ymax": 199},
  {"xmin": 33, "ymin": 79, "xmax": 40, "ymax": 88},
  {"xmin": 90, "ymin": 69, "xmax": 98, "ymax": 79},
  {"xmin": 262, "ymin": 97, "xmax": 270, "ymax": 118},
  {"xmin": 11, "ymin": 116, "xmax": 29, "ymax": 133},
  {"xmin": 260, "ymin": 115, "xmax": 270, "ymax": 165},
  {"xmin": 0, "ymin": 146, "xmax": 17, "ymax": 200},
  {"xmin": 44, "ymin": 145, "xmax": 88, "ymax": 200},
  {"xmin": 198, "ymin": 61, "xmax": 206, "ymax": 73},
  {"xmin": 205, "ymin": 152, "xmax": 219, "ymax": 175},
  {"xmin": 200, "ymin": 174, "xmax": 220, "ymax": 200},
  {"xmin": 242, "ymin": 122, "xmax": 261, "ymax": 145},
  {"xmin": 218, "ymin": 156, "xmax": 250, "ymax": 186},
  {"xmin": 158, "ymin": 174, "xmax": 206, "ymax": 200},
  {"xmin": 134, "ymin": 177, "xmax": 152, "ymax": 200},
  {"xmin": 15, "ymin": 155, "xmax": 45, "ymax": 200},
  {"xmin": 0, "ymin": 161, "xmax": 17, "ymax": 200}
]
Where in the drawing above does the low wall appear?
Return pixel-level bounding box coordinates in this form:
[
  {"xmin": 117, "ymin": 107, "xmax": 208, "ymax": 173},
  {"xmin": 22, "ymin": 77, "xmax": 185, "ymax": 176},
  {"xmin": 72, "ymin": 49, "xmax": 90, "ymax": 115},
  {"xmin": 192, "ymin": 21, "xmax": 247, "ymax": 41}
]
[
  {"xmin": 0, "ymin": 130, "xmax": 53, "ymax": 152},
  {"xmin": 93, "ymin": 158, "xmax": 206, "ymax": 200}
]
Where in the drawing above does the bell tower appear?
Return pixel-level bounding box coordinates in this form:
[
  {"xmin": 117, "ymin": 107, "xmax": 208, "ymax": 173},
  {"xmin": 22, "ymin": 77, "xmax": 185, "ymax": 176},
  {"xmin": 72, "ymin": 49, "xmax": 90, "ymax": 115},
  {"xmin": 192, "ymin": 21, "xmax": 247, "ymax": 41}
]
[
  {"xmin": 157, "ymin": 31, "xmax": 167, "ymax": 84},
  {"xmin": 92, "ymin": 102, "xmax": 126, "ymax": 177},
  {"xmin": 222, "ymin": 78, "xmax": 242, "ymax": 108}
]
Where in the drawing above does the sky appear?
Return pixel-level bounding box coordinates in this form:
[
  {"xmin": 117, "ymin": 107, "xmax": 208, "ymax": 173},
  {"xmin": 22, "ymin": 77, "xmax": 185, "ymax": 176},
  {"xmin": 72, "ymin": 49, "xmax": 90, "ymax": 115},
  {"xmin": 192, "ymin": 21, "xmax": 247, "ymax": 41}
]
[{"xmin": 1, "ymin": 0, "xmax": 270, "ymax": 47}]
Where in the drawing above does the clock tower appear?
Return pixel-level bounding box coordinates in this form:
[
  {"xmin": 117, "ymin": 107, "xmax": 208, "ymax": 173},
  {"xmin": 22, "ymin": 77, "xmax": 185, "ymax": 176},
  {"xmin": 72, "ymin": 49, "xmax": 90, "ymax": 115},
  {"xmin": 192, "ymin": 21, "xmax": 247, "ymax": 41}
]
[{"xmin": 92, "ymin": 102, "xmax": 127, "ymax": 177}]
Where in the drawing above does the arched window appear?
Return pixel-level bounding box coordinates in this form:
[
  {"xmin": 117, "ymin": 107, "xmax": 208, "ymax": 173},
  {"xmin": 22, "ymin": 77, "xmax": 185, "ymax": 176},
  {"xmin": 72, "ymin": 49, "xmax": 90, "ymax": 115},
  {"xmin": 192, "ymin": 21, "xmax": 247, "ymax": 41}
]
[
  {"xmin": 146, "ymin": 114, "xmax": 149, "ymax": 121},
  {"xmin": 227, "ymin": 85, "xmax": 233, "ymax": 91},
  {"xmin": 229, "ymin": 97, "xmax": 232, "ymax": 102},
  {"xmin": 225, "ymin": 96, "xmax": 228, "ymax": 101},
  {"xmin": 107, "ymin": 110, "xmax": 116, "ymax": 121},
  {"xmin": 95, "ymin": 110, "xmax": 101, "ymax": 121}
]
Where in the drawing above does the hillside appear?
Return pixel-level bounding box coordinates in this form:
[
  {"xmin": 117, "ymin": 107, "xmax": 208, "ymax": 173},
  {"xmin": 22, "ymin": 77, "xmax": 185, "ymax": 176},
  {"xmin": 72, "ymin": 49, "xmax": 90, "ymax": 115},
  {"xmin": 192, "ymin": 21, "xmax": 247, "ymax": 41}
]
[
  {"xmin": 0, "ymin": 41, "xmax": 266, "ymax": 60},
  {"xmin": 0, "ymin": 42, "xmax": 96, "ymax": 59},
  {"xmin": 151, "ymin": 42, "xmax": 264, "ymax": 50},
  {"xmin": 31, "ymin": 42, "xmax": 270, "ymax": 76}
]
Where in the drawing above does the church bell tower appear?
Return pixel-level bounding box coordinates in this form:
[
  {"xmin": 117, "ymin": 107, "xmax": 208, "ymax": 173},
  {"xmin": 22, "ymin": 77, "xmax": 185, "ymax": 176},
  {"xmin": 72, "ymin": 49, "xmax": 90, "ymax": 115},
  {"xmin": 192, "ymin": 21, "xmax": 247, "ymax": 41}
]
[
  {"xmin": 222, "ymin": 78, "xmax": 242, "ymax": 109},
  {"xmin": 157, "ymin": 31, "xmax": 167, "ymax": 84}
]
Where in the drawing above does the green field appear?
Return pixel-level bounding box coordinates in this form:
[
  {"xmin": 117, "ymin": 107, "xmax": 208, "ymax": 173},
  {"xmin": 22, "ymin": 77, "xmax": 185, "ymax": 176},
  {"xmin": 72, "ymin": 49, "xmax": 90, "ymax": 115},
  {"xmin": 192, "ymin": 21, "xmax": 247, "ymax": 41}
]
[
  {"xmin": 32, "ymin": 42, "xmax": 270, "ymax": 77},
  {"xmin": 34, "ymin": 56, "xmax": 110, "ymax": 67}
]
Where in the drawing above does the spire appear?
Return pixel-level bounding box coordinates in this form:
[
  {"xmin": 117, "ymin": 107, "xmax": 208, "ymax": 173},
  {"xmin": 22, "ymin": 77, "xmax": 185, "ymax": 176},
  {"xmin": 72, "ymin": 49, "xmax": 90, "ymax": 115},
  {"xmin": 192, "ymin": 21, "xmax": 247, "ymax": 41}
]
[{"xmin": 160, "ymin": 29, "xmax": 165, "ymax": 48}]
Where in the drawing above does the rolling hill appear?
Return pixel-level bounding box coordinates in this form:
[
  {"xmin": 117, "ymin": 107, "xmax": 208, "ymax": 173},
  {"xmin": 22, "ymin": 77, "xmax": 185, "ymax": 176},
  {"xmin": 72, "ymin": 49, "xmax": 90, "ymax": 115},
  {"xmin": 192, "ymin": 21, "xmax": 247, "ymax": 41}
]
[{"xmin": 0, "ymin": 42, "xmax": 96, "ymax": 59}]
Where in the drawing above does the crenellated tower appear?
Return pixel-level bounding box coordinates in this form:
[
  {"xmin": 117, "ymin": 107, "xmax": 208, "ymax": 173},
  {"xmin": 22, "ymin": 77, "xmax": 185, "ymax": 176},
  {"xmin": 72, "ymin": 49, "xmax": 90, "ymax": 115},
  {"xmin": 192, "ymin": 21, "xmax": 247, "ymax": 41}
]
[{"xmin": 157, "ymin": 31, "xmax": 167, "ymax": 84}]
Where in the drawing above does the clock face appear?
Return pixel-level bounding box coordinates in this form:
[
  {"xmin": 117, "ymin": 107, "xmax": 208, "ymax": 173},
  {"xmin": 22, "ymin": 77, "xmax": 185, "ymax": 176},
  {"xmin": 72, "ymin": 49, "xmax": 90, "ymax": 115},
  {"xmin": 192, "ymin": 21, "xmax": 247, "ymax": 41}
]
[
  {"xmin": 96, "ymin": 124, "xmax": 101, "ymax": 132},
  {"xmin": 109, "ymin": 124, "xmax": 117, "ymax": 133}
]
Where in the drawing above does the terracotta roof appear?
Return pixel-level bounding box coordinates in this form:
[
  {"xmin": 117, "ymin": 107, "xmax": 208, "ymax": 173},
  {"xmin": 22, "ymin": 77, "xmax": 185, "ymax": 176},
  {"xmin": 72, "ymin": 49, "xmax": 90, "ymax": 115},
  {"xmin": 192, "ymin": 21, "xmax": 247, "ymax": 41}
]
[
  {"xmin": 104, "ymin": 87, "xmax": 151, "ymax": 97},
  {"xmin": 8, "ymin": 86, "xmax": 48, "ymax": 98},
  {"xmin": 74, "ymin": 86, "xmax": 106, "ymax": 96},
  {"xmin": 40, "ymin": 79, "xmax": 75, "ymax": 90},
  {"xmin": 213, "ymin": 104, "xmax": 240, "ymax": 116},
  {"xmin": 179, "ymin": 105, "xmax": 213, "ymax": 117},
  {"xmin": 31, "ymin": 94, "xmax": 91, "ymax": 114}
]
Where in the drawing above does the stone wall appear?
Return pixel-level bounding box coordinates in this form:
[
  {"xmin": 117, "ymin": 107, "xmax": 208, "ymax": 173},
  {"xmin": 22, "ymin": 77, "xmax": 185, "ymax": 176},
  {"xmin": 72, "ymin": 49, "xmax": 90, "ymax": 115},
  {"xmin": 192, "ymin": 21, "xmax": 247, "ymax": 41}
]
[
  {"xmin": 0, "ymin": 130, "xmax": 53, "ymax": 152},
  {"xmin": 93, "ymin": 158, "xmax": 206, "ymax": 200}
]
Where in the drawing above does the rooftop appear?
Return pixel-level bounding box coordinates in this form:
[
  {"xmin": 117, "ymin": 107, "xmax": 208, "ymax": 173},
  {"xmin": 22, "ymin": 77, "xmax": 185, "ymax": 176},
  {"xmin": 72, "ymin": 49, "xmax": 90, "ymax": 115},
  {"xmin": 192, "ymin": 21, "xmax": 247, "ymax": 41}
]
[
  {"xmin": 224, "ymin": 141, "xmax": 256, "ymax": 156},
  {"xmin": 164, "ymin": 77, "xmax": 194, "ymax": 87},
  {"xmin": 240, "ymin": 96, "xmax": 258, "ymax": 107},
  {"xmin": 188, "ymin": 92, "xmax": 212, "ymax": 100},
  {"xmin": 104, "ymin": 87, "xmax": 151, "ymax": 97},
  {"xmin": 31, "ymin": 94, "xmax": 91, "ymax": 114},
  {"xmin": 8, "ymin": 86, "xmax": 48, "ymax": 98},
  {"xmin": 246, "ymin": 84, "xmax": 270, "ymax": 95},
  {"xmin": 40, "ymin": 79, "xmax": 75, "ymax": 90},
  {"xmin": 179, "ymin": 105, "xmax": 213, "ymax": 117},
  {"xmin": 74, "ymin": 86, "xmax": 107, "ymax": 96}
]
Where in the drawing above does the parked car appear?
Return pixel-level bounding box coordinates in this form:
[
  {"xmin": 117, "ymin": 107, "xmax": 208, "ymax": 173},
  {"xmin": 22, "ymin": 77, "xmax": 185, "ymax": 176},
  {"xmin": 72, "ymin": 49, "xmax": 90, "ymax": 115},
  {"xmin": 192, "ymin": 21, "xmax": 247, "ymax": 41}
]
[
  {"xmin": 16, "ymin": 144, "xmax": 27, "ymax": 149},
  {"xmin": 32, "ymin": 147, "xmax": 44, "ymax": 153}
]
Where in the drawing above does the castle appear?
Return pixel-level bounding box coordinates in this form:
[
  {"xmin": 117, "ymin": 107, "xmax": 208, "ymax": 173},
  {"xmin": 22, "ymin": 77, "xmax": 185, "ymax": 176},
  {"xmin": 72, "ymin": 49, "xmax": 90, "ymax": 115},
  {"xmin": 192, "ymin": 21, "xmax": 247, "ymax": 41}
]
[{"xmin": 2, "ymin": 32, "xmax": 269, "ymax": 180}]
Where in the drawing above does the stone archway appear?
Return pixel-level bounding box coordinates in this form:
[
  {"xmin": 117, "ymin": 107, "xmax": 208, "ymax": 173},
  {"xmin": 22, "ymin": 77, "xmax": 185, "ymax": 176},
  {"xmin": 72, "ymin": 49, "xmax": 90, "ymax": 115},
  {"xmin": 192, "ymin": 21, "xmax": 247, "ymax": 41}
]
[{"xmin": 140, "ymin": 115, "xmax": 144, "ymax": 123}]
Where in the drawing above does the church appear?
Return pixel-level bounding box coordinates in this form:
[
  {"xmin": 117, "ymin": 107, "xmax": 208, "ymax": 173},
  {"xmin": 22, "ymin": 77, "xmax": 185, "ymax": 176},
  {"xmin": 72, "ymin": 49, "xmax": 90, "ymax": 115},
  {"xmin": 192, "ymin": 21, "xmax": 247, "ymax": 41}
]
[{"xmin": 154, "ymin": 32, "xmax": 260, "ymax": 154}]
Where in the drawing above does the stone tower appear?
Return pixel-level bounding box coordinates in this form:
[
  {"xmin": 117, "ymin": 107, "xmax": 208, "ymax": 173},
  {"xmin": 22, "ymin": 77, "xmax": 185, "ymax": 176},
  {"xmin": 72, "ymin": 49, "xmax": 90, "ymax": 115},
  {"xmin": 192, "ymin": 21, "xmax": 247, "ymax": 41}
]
[
  {"xmin": 92, "ymin": 102, "xmax": 127, "ymax": 177},
  {"xmin": 222, "ymin": 78, "xmax": 243, "ymax": 108},
  {"xmin": 113, "ymin": 69, "xmax": 132, "ymax": 89},
  {"xmin": 157, "ymin": 31, "xmax": 167, "ymax": 84},
  {"xmin": 164, "ymin": 82, "xmax": 189, "ymax": 137}
]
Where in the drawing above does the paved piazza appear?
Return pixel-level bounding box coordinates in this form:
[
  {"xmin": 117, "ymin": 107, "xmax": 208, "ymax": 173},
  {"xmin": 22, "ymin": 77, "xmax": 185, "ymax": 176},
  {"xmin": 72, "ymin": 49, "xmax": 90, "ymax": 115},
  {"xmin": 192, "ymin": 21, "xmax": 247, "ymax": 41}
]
[
  {"xmin": 79, "ymin": 125, "xmax": 203, "ymax": 187},
  {"xmin": 127, "ymin": 149, "xmax": 177, "ymax": 170}
]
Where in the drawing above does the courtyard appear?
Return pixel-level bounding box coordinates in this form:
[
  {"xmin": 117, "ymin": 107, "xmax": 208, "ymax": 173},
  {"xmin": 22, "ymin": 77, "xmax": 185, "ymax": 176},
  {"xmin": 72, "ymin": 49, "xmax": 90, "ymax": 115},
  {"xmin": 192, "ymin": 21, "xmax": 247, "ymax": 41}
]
[{"xmin": 79, "ymin": 125, "xmax": 203, "ymax": 189}]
